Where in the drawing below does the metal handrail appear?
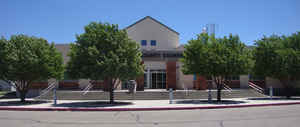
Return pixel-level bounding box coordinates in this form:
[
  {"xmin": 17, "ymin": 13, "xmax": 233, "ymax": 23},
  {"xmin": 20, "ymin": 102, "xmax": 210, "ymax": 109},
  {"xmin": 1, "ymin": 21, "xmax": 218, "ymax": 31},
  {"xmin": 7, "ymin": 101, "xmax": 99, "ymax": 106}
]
[
  {"xmin": 223, "ymin": 83, "xmax": 233, "ymax": 93},
  {"xmin": 82, "ymin": 84, "xmax": 93, "ymax": 95},
  {"xmin": 35, "ymin": 81, "xmax": 57, "ymax": 99},
  {"xmin": 248, "ymin": 82, "xmax": 264, "ymax": 94},
  {"xmin": 248, "ymin": 82, "xmax": 264, "ymax": 91},
  {"xmin": 40, "ymin": 81, "xmax": 56, "ymax": 94},
  {"xmin": 249, "ymin": 85, "xmax": 264, "ymax": 94}
]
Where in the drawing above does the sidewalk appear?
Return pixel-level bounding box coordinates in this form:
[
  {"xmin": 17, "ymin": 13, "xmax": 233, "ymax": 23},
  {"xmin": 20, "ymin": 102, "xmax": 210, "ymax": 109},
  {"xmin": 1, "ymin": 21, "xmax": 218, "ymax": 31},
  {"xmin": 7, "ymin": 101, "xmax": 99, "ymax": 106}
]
[{"xmin": 1, "ymin": 97, "xmax": 300, "ymax": 111}]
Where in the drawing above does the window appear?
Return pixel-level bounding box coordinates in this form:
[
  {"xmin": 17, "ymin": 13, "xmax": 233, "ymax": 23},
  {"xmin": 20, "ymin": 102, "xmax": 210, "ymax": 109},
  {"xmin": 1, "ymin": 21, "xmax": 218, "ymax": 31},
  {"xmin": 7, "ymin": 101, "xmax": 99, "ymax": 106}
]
[
  {"xmin": 141, "ymin": 40, "xmax": 147, "ymax": 46},
  {"xmin": 151, "ymin": 40, "xmax": 156, "ymax": 46}
]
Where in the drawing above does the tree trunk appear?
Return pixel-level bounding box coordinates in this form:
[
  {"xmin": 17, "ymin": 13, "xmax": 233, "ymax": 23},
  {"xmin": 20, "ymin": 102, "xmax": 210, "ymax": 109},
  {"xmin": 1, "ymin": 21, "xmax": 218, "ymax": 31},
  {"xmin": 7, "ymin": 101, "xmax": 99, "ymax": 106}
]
[
  {"xmin": 109, "ymin": 79, "xmax": 114, "ymax": 104},
  {"xmin": 16, "ymin": 80, "xmax": 30, "ymax": 103},
  {"xmin": 19, "ymin": 90, "xmax": 27, "ymax": 103},
  {"xmin": 217, "ymin": 83, "xmax": 222, "ymax": 102},
  {"xmin": 284, "ymin": 86, "xmax": 292, "ymax": 99}
]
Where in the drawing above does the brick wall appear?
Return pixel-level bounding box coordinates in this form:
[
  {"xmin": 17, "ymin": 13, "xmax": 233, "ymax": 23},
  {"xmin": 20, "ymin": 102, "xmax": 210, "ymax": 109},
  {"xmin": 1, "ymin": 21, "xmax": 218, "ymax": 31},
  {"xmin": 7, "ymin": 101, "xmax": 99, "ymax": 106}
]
[
  {"xmin": 135, "ymin": 75, "xmax": 145, "ymax": 91},
  {"xmin": 90, "ymin": 81, "xmax": 105, "ymax": 90},
  {"xmin": 225, "ymin": 80, "xmax": 240, "ymax": 88},
  {"xmin": 166, "ymin": 61, "xmax": 177, "ymax": 90},
  {"xmin": 30, "ymin": 82, "xmax": 48, "ymax": 89},
  {"xmin": 135, "ymin": 61, "xmax": 145, "ymax": 91},
  {"xmin": 249, "ymin": 80, "xmax": 266, "ymax": 88},
  {"xmin": 194, "ymin": 75, "xmax": 207, "ymax": 90},
  {"xmin": 59, "ymin": 81, "xmax": 79, "ymax": 90}
]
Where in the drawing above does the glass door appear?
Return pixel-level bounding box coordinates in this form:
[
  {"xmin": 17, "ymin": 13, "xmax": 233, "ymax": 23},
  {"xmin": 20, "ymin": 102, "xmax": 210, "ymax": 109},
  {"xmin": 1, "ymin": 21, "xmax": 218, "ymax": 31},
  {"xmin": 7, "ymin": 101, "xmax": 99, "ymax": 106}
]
[
  {"xmin": 144, "ymin": 70, "xmax": 166, "ymax": 89},
  {"xmin": 150, "ymin": 70, "xmax": 166, "ymax": 89}
]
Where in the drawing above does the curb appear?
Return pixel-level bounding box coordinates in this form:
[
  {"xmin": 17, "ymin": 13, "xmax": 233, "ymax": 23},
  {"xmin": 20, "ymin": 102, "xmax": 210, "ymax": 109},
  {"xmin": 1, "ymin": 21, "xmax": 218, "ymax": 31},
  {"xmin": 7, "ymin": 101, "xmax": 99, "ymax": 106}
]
[{"xmin": 1, "ymin": 102, "xmax": 300, "ymax": 111}]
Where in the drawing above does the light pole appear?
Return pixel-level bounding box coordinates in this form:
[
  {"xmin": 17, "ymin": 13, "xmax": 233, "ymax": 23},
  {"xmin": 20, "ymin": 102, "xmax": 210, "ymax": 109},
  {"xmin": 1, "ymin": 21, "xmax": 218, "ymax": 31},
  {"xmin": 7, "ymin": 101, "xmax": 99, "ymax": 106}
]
[{"xmin": 208, "ymin": 80, "xmax": 212, "ymax": 103}]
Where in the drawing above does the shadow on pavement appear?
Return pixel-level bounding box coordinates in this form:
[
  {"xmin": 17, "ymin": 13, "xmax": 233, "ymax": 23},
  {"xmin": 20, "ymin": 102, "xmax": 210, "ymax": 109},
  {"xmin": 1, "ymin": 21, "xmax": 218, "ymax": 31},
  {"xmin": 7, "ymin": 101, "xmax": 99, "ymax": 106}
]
[
  {"xmin": 175, "ymin": 100, "xmax": 246, "ymax": 105},
  {"xmin": 53, "ymin": 101, "xmax": 133, "ymax": 108},
  {"xmin": 0, "ymin": 100, "xmax": 50, "ymax": 106},
  {"xmin": 247, "ymin": 97, "xmax": 300, "ymax": 100}
]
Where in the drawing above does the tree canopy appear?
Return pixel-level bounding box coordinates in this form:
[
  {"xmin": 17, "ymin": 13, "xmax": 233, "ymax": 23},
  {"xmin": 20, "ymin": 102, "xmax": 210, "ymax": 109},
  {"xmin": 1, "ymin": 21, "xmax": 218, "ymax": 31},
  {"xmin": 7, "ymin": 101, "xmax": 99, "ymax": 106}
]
[
  {"xmin": 0, "ymin": 35, "xmax": 64, "ymax": 102},
  {"xmin": 253, "ymin": 32, "xmax": 300, "ymax": 98},
  {"xmin": 0, "ymin": 37, "xmax": 9, "ymax": 80},
  {"xmin": 67, "ymin": 22, "xmax": 144, "ymax": 103},
  {"xmin": 181, "ymin": 33, "xmax": 251, "ymax": 101},
  {"xmin": 182, "ymin": 33, "xmax": 251, "ymax": 77}
]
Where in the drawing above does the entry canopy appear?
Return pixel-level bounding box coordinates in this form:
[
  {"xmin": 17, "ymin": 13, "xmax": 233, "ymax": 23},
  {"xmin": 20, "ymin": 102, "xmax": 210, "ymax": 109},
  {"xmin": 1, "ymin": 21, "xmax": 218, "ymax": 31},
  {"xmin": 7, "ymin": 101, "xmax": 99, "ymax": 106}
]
[{"xmin": 142, "ymin": 49, "xmax": 183, "ymax": 58}]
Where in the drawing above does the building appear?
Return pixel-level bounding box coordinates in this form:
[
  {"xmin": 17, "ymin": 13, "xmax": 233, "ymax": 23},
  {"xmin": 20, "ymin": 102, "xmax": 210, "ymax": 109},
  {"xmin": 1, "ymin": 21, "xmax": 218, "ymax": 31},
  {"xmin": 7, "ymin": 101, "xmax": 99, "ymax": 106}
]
[
  {"xmin": 12, "ymin": 16, "xmax": 272, "ymax": 92},
  {"xmin": 2, "ymin": 16, "xmax": 300, "ymax": 98},
  {"xmin": 51, "ymin": 16, "xmax": 263, "ymax": 91}
]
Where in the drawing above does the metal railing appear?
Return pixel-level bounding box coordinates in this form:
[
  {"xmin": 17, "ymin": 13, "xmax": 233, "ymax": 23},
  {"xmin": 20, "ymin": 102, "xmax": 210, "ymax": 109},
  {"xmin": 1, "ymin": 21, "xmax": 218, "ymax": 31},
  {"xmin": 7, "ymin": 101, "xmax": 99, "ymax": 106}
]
[
  {"xmin": 82, "ymin": 84, "xmax": 93, "ymax": 95},
  {"xmin": 223, "ymin": 83, "xmax": 233, "ymax": 93},
  {"xmin": 34, "ymin": 81, "xmax": 57, "ymax": 100},
  {"xmin": 248, "ymin": 82, "xmax": 264, "ymax": 94}
]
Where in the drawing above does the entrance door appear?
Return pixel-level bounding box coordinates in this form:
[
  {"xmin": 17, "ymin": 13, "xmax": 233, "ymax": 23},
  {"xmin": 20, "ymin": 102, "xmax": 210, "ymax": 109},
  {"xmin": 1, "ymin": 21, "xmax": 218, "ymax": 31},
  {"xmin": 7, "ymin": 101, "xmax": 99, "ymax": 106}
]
[{"xmin": 144, "ymin": 70, "xmax": 166, "ymax": 89}]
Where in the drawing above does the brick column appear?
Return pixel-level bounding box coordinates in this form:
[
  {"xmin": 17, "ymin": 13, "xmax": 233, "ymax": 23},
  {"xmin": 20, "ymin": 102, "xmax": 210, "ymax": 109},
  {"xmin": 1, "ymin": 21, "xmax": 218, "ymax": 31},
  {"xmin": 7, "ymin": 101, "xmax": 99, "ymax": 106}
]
[
  {"xmin": 166, "ymin": 61, "xmax": 177, "ymax": 90},
  {"xmin": 135, "ymin": 75, "xmax": 144, "ymax": 91},
  {"xmin": 102, "ymin": 79, "xmax": 110, "ymax": 91},
  {"xmin": 194, "ymin": 75, "xmax": 207, "ymax": 90}
]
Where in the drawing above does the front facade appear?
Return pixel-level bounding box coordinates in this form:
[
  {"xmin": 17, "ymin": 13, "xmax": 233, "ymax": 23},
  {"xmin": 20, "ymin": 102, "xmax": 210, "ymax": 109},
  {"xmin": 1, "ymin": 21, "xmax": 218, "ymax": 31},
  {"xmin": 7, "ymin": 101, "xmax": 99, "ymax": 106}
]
[{"xmin": 125, "ymin": 16, "xmax": 193, "ymax": 90}]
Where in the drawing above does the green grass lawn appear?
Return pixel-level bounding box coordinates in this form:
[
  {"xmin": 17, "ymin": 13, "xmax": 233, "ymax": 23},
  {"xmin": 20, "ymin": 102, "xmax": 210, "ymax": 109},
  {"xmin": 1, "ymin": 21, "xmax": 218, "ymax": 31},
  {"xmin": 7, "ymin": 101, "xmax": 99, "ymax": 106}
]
[{"xmin": 0, "ymin": 91, "xmax": 8, "ymax": 97}]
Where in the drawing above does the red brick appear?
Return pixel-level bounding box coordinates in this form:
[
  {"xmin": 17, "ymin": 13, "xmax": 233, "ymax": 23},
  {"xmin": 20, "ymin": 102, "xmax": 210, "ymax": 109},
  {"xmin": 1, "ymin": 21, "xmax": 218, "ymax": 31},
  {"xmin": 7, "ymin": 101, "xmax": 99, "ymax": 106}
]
[
  {"xmin": 59, "ymin": 81, "xmax": 79, "ymax": 90},
  {"xmin": 194, "ymin": 75, "xmax": 207, "ymax": 90},
  {"xmin": 30, "ymin": 82, "xmax": 48, "ymax": 89},
  {"xmin": 166, "ymin": 61, "xmax": 177, "ymax": 90},
  {"xmin": 135, "ymin": 75, "xmax": 144, "ymax": 91}
]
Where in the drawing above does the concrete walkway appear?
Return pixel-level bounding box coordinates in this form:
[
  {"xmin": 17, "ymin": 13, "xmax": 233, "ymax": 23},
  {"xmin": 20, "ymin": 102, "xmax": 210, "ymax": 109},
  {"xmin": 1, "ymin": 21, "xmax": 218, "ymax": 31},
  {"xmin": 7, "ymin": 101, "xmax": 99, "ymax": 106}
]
[{"xmin": 1, "ymin": 97, "xmax": 300, "ymax": 111}]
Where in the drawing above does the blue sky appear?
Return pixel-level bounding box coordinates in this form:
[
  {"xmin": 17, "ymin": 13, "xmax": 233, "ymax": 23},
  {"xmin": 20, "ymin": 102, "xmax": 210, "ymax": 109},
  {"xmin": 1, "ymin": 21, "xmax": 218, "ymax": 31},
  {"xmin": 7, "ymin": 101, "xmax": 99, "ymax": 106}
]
[{"xmin": 0, "ymin": 0, "xmax": 299, "ymax": 45}]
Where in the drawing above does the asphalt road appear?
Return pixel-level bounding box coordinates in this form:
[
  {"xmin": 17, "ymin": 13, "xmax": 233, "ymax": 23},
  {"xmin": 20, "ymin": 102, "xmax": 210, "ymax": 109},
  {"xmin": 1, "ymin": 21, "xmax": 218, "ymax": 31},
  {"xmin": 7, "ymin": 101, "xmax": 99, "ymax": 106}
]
[{"xmin": 1, "ymin": 105, "xmax": 300, "ymax": 127}]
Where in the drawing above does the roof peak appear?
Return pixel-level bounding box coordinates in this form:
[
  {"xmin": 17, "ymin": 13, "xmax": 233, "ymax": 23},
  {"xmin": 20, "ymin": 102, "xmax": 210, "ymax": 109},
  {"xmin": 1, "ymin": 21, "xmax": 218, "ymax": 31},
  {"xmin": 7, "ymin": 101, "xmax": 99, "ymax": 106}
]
[{"xmin": 125, "ymin": 16, "xmax": 179, "ymax": 35}]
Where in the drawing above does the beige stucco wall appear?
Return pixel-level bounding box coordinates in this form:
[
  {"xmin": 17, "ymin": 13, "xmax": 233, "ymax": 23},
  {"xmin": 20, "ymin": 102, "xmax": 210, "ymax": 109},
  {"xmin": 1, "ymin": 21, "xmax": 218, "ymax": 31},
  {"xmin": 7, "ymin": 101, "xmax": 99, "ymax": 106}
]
[
  {"xmin": 239, "ymin": 75, "xmax": 249, "ymax": 89},
  {"xmin": 144, "ymin": 61, "xmax": 166, "ymax": 70},
  {"xmin": 177, "ymin": 62, "xmax": 194, "ymax": 89},
  {"xmin": 55, "ymin": 44, "xmax": 70, "ymax": 64},
  {"xmin": 78, "ymin": 79, "xmax": 90, "ymax": 89},
  {"xmin": 126, "ymin": 17, "xmax": 179, "ymax": 50}
]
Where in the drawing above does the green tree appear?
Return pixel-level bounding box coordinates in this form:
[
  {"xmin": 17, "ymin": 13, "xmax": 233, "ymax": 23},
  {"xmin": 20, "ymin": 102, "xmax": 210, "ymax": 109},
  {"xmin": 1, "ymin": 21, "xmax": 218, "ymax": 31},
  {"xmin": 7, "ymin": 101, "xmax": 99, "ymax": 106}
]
[
  {"xmin": 181, "ymin": 33, "xmax": 251, "ymax": 102},
  {"xmin": 0, "ymin": 37, "xmax": 9, "ymax": 80},
  {"xmin": 67, "ymin": 22, "xmax": 144, "ymax": 104},
  {"xmin": 0, "ymin": 35, "xmax": 64, "ymax": 102},
  {"xmin": 253, "ymin": 32, "xmax": 300, "ymax": 98}
]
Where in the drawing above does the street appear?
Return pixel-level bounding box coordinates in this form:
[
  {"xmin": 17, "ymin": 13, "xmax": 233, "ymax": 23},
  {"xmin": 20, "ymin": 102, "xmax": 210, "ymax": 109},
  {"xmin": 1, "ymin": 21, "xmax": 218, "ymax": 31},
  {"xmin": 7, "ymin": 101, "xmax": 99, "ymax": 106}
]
[{"xmin": 1, "ymin": 105, "xmax": 300, "ymax": 127}]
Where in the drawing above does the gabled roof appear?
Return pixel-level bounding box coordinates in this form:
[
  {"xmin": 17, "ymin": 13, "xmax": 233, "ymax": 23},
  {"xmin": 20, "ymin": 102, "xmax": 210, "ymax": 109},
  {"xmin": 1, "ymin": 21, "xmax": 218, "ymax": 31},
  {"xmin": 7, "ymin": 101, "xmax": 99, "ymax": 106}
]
[{"xmin": 125, "ymin": 16, "xmax": 179, "ymax": 35}]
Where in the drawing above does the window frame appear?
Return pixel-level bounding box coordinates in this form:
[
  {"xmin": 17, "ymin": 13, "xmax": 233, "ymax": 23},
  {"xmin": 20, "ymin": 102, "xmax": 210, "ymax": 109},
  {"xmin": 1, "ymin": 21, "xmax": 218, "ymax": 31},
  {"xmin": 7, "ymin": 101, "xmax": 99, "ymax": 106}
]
[
  {"xmin": 150, "ymin": 40, "xmax": 156, "ymax": 46},
  {"xmin": 141, "ymin": 40, "xmax": 147, "ymax": 46}
]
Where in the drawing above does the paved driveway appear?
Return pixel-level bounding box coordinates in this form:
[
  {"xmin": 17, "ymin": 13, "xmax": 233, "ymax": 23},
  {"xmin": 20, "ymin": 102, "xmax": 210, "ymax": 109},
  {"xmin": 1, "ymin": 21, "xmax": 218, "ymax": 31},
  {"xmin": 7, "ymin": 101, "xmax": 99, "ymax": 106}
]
[{"xmin": 0, "ymin": 105, "xmax": 300, "ymax": 127}]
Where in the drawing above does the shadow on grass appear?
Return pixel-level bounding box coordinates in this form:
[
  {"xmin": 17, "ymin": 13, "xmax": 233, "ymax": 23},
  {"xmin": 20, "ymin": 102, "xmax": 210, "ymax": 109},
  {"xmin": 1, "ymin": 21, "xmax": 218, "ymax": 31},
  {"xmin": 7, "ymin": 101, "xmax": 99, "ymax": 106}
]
[
  {"xmin": 175, "ymin": 100, "xmax": 246, "ymax": 105},
  {"xmin": 0, "ymin": 100, "xmax": 50, "ymax": 106},
  {"xmin": 247, "ymin": 97, "xmax": 300, "ymax": 100},
  {"xmin": 0, "ymin": 92, "xmax": 18, "ymax": 99},
  {"xmin": 53, "ymin": 101, "xmax": 133, "ymax": 108}
]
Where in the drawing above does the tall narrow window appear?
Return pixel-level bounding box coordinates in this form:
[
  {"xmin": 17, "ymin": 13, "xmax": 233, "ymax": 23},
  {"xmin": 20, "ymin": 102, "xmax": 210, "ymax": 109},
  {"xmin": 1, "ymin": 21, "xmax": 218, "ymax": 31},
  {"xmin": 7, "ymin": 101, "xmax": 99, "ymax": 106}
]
[
  {"xmin": 151, "ymin": 40, "xmax": 156, "ymax": 46},
  {"xmin": 141, "ymin": 40, "xmax": 147, "ymax": 46}
]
